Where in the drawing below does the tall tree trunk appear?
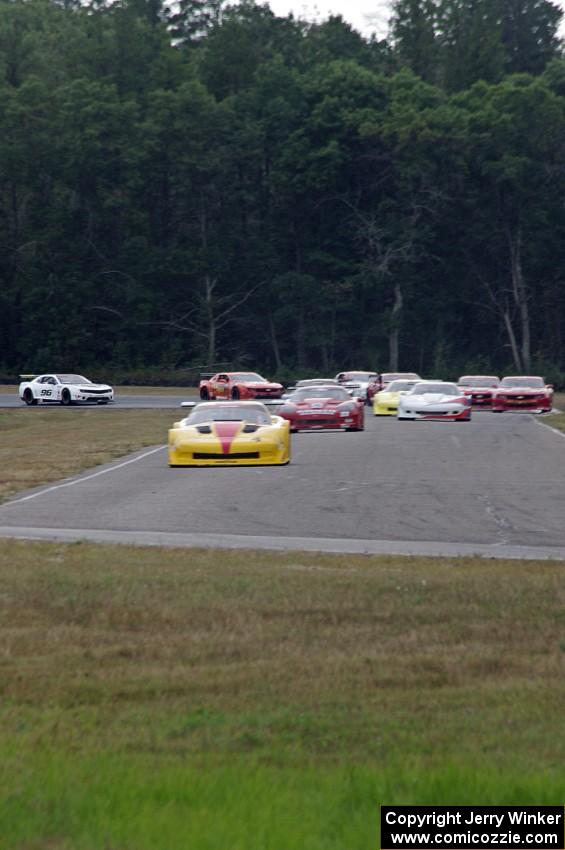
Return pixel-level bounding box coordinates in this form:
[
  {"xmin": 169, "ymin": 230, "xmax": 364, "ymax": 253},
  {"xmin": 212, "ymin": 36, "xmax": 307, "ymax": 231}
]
[
  {"xmin": 503, "ymin": 306, "xmax": 522, "ymax": 371},
  {"xmin": 296, "ymin": 304, "xmax": 306, "ymax": 369},
  {"xmin": 204, "ymin": 274, "xmax": 216, "ymax": 364},
  {"xmin": 507, "ymin": 225, "xmax": 531, "ymax": 371},
  {"xmin": 269, "ymin": 313, "xmax": 282, "ymax": 371},
  {"xmin": 388, "ymin": 282, "xmax": 403, "ymax": 370}
]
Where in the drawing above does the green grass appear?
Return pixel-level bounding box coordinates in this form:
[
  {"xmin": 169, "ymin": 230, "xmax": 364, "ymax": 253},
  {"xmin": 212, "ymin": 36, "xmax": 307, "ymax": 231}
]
[
  {"xmin": 1, "ymin": 754, "xmax": 562, "ymax": 850},
  {"xmin": 0, "ymin": 540, "xmax": 564, "ymax": 848},
  {"xmin": 545, "ymin": 392, "xmax": 565, "ymax": 435},
  {"xmin": 0, "ymin": 408, "xmax": 175, "ymax": 501}
]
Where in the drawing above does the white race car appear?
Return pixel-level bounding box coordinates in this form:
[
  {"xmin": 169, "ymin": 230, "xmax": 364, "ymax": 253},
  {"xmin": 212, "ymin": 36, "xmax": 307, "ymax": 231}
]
[
  {"xmin": 335, "ymin": 371, "xmax": 378, "ymax": 403},
  {"xmin": 19, "ymin": 373, "xmax": 114, "ymax": 406},
  {"xmin": 397, "ymin": 381, "xmax": 472, "ymax": 421}
]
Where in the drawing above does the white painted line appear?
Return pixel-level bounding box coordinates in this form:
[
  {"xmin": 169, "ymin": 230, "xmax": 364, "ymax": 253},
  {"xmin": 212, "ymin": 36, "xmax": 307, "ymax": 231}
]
[
  {"xmin": 532, "ymin": 416, "xmax": 565, "ymax": 442},
  {"xmin": 3, "ymin": 445, "xmax": 166, "ymax": 506}
]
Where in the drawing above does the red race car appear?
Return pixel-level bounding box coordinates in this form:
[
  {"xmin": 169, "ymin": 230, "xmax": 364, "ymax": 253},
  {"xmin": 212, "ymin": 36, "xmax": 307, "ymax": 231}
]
[
  {"xmin": 199, "ymin": 372, "xmax": 284, "ymax": 401},
  {"xmin": 491, "ymin": 376, "xmax": 553, "ymax": 413},
  {"xmin": 277, "ymin": 384, "xmax": 364, "ymax": 432},
  {"xmin": 367, "ymin": 372, "xmax": 421, "ymax": 403},
  {"xmin": 457, "ymin": 375, "xmax": 500, "ymax": 408}
]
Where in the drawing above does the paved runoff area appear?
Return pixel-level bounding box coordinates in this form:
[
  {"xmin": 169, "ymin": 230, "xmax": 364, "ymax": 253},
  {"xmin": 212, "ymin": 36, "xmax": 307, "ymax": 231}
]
[{"xmin": 1, "ymin": 405, "xmax": 565, "ymax": 559}]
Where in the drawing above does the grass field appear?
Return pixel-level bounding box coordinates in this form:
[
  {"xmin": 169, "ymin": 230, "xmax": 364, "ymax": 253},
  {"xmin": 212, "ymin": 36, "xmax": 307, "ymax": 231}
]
[{"xmin": 0, "ymin": 540, "xmax": 564, "ymax": 849}]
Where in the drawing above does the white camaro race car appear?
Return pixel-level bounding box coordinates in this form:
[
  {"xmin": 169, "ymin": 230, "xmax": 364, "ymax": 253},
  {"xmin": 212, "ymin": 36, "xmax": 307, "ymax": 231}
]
[
  {"xmin": 397, "ymin": 381, "xmax": 472, "ymax": 421},
  {"xmin": 19, "ymin": 373, "xmax": 114, "ymax": 406}
]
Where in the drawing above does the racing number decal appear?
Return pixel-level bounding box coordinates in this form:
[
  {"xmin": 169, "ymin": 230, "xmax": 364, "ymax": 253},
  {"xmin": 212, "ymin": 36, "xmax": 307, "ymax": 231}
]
[{"xmin": 40, "ymin": 389, "xmax": 52, "ymax": 397}]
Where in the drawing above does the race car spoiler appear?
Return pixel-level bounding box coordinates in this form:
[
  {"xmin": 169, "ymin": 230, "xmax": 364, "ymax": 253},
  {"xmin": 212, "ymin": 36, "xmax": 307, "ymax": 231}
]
[{"xmin": 19, "ymin": 374, "xmax": 38, "ymax": 379}]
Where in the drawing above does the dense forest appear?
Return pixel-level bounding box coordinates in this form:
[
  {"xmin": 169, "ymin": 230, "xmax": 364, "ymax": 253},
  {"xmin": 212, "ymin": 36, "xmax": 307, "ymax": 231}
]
[{"xmin": 1, "ymin": 0, "xmax": 565, "ymax": 383}]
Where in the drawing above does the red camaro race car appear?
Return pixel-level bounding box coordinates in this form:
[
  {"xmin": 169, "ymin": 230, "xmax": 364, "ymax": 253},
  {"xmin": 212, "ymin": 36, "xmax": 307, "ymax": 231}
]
[
  {"xmin": 457, "ymin": 375, "xmax": 500, "ymax": 408},
  {"xmin": 491, "ymin": 376, "xmax": 553, "ymax": 413},
  {"xmin": 276, "ymin": 384, "xmax": 364, "ymax": 432},
  {"xmin": 199, "ymin": 372, "xmax": 284, "ymax": 401}
]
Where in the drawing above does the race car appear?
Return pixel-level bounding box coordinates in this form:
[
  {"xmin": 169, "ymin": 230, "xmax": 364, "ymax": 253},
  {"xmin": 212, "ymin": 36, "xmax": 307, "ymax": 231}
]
[
  {"xmin": 367, "ymin": 372, "xmax": 421, "ymax": 403},
  {"xmin": 491, "ymin": 376, "xmax": 553, "ymax": 413},
  {"xmin": 276, "ymin": 385, "xmax": 364, "ymax": 432},
  {"xmin": 397, "ymin": 381, "xmax": 472, "ymax": 421},
  {"xmin": 334, "ymin": 371, "xmax": 378, "ymax": 403},
  {"xmin": 199, "ymin": 372, "xmax": 283, "ymax": 401},
  {"xmin": 168, "ymin": 401, "xmax": 290, "ymax": 466},
  {"xmin": 19, "ymin": 373, "xmax": 114, "ymax": 406},
  {"xmin": 373, "ymin": 379, "xmax": 420, "ymax": 416},
  {"xmin": 457, "ymin": 375, "xmax": 500, "ymax": 408}
]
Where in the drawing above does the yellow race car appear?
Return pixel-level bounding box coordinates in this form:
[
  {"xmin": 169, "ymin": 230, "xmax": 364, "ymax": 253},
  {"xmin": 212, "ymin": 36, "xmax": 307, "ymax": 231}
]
[
  {"xmin": 168, "ymin": 401, "xmax": 290, "ymax": 466},
  {"xmin": 373, "ymin": 379, "xmax": 420, "ymax": 416}
]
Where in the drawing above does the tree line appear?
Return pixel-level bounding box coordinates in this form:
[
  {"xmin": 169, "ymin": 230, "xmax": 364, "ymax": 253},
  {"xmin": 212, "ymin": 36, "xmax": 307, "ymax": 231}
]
[{"xmin": 1, "ymin": 0, "xmax": 565, "ymax": 383}]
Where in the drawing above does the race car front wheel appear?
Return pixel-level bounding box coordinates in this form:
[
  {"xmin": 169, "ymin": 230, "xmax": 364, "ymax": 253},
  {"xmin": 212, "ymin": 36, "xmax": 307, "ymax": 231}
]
[
  {"xmin": 23, "ymin": 389, "xmax": 37, "ymax": 406},
  {"xmin": 200, "ymin": 388, "xmax": 209, "ymax": 400},
  {"xmin": 61, "ymin": 389, "xmax": 72, "ymax": 406}
]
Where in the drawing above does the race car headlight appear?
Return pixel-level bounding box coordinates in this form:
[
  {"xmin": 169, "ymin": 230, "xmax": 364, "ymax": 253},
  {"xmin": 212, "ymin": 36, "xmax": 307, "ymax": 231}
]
[
  {"xmin": 339, "ymin": 403, "xmax": 356, "ymax": 414},
  {"xmin": 280, "ymin": 404, "xmax": 297, "ymax": 413}
]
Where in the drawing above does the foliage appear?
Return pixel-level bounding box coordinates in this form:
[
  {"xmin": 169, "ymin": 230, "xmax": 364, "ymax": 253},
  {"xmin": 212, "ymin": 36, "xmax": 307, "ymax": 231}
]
[{"xmin": 1, "ymin": 0, "xmax": 565, "ymax": 376}]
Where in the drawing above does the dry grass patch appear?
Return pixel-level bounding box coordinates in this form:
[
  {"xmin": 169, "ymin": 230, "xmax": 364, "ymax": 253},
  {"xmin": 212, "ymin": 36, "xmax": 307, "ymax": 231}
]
[
  {"xmin": 0, "ymin": 408, "xmax": 175, "ymax": 501},
  {"xmin": 0, "ymin": 540, "xmax": 564, "ymax": 769}
]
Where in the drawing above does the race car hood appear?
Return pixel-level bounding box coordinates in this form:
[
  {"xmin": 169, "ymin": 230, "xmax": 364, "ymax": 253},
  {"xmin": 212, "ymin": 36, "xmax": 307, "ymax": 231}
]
[
  {"xmin": 173, "ymin": 420, "xmax": 273, "ymax": 450},
  {"xmin": 376, "ymin": 390, "xmax": 411, "ymax": 401},
  {"xmin": 245, "ymin": 382, "xmax": 282, "ymax": 390},
  {"xmin": 77, "ymin": 382, "xmax": 112, "ymax": 390},
  {"xmin": 291, "ymin": 397, "xmax": 348, "ymax": 408},
  {"xmin": 404, "ymin": 393, "xmax": 459, "ymax": 405},
  {"xmin": 496, "ymin": 387, "xmax": 547, "ymax": 395}
]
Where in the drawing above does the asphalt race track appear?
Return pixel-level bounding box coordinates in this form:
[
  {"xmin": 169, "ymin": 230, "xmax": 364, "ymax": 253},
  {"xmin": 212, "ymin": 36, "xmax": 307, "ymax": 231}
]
[
  {"xmin": 0, "ymin": 392, "xmax": 195, "ymax": 409},
  {"xmin": 1, "ymin": 402, "xmax": 565, "ymax": 559}
]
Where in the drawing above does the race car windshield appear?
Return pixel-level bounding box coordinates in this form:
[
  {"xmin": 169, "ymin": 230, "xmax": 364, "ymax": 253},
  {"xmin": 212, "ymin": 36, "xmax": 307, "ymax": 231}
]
[
  {"xmin": 291, "ymin": 388, "xmax": 351, "ymax": 401},
  {"xmin": 341, "ymin": 372, "xmax": 377, "ymax": 381},
  {"xmin": 412, "ymin": 383, "xmax": 459, "ymax": 395},
  {"xmin": 229, "ymin": 373, "xmax": 266, "ymax": 382},
  {"xmin": 459, "ymin": 377, "xmax": 499, "ymax": 387},
  {"xmin": 56, "ymin": 374, "xmax": 90, "ymax": 384},
  {"xmin": 386, "ymin": 381, "xmax": 418, "ymax": 392},
  {"xmin": 500, "ymin": 377, "xmax": 544, "ymax": 388},
  {"xmin": 188, "ymin": 406, "xmax": 271, "ymax": 425},
  {"xmin": 382, "ymin": 373, "xmax": 419, "ymax": 383}
]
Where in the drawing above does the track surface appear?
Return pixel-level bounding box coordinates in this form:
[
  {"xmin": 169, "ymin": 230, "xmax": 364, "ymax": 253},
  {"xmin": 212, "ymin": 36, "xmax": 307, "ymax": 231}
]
[
  {"xmin": 1, "ymin": 408, "xmax": 565, "ymax": 558},
  {"xmin": 0, "ymin": 393, "xmax": 194, "ymax": 409}
]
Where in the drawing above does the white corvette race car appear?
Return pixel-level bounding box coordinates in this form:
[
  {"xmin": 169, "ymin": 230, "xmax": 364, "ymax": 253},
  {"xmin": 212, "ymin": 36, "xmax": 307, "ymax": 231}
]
[
  {"xmin": 397, "ymin": 381, "xmax": 472, "ymax": 421},
  {"xmin": 19, "ymin": 373, "xmax": 114, "ymax": 406}
]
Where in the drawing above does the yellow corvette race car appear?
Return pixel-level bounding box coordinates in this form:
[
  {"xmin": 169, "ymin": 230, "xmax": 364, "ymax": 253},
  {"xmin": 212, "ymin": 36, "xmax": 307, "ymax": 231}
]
[
  {"xmin": 373, "ymin": 379, "xmax": 420, "ymax": 416},
  {"xmin": 168, "ymin": 401, "xmax": 290, "ymax": 466}
]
